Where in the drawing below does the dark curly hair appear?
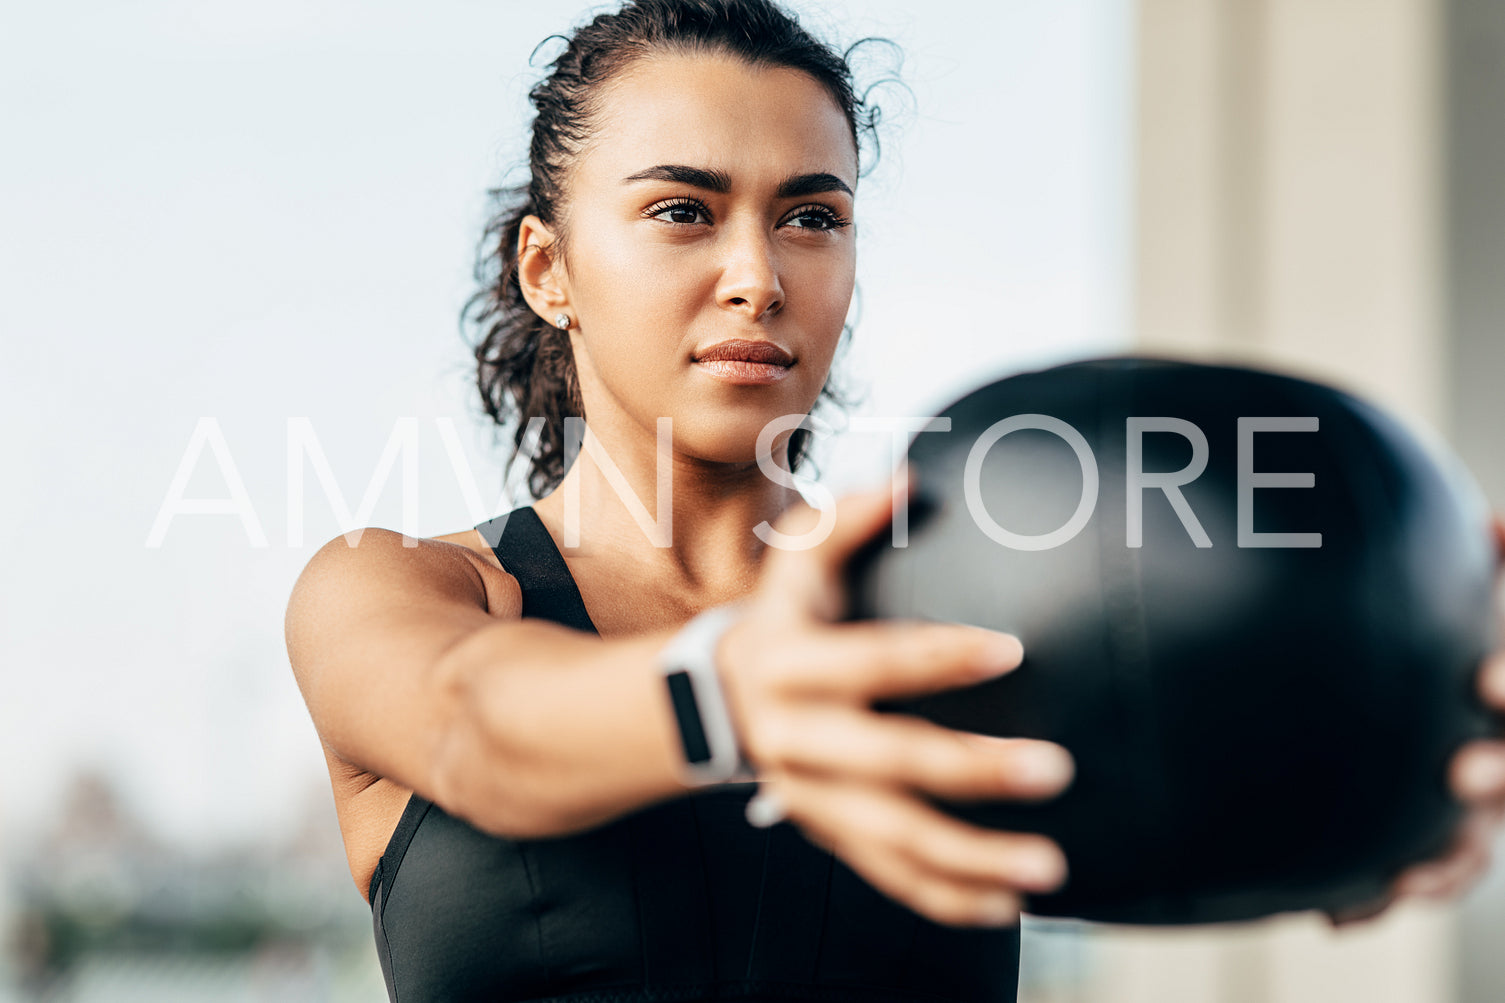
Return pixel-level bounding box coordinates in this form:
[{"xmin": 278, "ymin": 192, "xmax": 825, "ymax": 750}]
[{"xmin": 462, "ymin": 0, "xmax": 896, "ymax": 500}]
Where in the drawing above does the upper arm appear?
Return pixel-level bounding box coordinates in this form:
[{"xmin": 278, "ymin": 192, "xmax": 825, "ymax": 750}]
[{"xmin": 284, "ymin": 528, "xmax": 522, "ymax": 797}]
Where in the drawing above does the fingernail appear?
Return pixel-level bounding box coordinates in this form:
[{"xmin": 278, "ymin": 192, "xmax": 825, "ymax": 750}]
[
  {"xmin": 1015, "ymin": 747, "xmax": 1074, "ymax": 789},
  {"xmin": 1015, "ymin": 849, "xmax": 1067, "ymax": 890},
  {"xmin": 1460, "ymin": 751, "xmax": 1505, "ymax": 798},
  {"xmin": 973, "ymin": 632, "xmax": 1023, "ymax": 677}
]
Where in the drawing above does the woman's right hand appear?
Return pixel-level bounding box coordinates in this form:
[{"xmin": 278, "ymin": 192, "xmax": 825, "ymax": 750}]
[{"xmin": 716, "ymin": 469, "xmax": 1074, "ymax": 929}]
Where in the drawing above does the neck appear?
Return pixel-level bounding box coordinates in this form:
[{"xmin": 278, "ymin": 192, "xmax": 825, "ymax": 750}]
[{"xmin": 531, "ymin": 426, "xmax": 804, "ymax": 606}]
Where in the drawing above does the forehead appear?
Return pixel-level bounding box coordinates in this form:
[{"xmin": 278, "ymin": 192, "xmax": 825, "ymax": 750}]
[{"xmin": 577, "ymin": 50, "xmax": 859, "ymax": 189}]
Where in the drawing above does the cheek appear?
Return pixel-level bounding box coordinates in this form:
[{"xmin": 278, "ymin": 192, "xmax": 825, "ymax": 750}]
[
  {"xmin": 788, "ymin": 252, "xmax": 856, "ymax": 353},
  {"xmin": 572, "ymin": 225, "xmax": 702, "ymax": 330},
  {"xmin": 564, "ymin": 229, "xmax": 700, "ymax": 410}
]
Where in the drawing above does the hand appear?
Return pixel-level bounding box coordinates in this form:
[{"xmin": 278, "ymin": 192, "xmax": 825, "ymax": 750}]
[
  {"xmin": 1329, "ymin": 514, "xmax": 1505, "ymax": 928},
  {"xmin": 718, "ymin": 468, "xmax": 1076, "ymax": 929}
]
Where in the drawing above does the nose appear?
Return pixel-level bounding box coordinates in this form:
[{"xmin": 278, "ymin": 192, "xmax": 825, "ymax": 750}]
[{"xmin": 716, "ymin": 223, "xmax": 784, "ymax": 320}]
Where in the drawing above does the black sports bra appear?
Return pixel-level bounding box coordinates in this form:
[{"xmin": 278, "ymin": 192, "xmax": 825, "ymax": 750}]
[{"xmin": 368, "ymin": 505, "xmax": 1021, "ymax": 1002}]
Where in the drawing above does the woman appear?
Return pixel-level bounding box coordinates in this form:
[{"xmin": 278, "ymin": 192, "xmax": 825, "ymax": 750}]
[{"xmin": 285, "ymin": 1, "xmax": 1505, "ymax": 1000}]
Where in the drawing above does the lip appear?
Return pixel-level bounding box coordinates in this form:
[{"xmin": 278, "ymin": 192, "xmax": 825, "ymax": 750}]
[
  {"xmin": 692, "ymin": 339, "xmax": 796, "ymax": 387},
  {"xmin": 693, "ymin": 339, "xmax": 796, "ymax": 366}
]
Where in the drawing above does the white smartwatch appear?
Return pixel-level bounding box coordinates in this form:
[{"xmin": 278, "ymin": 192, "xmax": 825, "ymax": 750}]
[{"xmin": 659, "ymin": 604, "xmax": 758, "ymax": 787}]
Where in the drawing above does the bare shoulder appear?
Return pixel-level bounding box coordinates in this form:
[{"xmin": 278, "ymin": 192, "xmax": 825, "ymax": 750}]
[
  {"xmin": 430, "ymin": 526, "xmax": 511, "ymax": 574},
  {"xmin": 284, "ymin": 524, "xmax": 524, "ymax": 759},
  {"xmin": 284, "ymin": 526, "xmax": 522, "ymax": 901},
  {"xmin": 287, "ymin": 527, "xmax": 518, "ymax": 633}
]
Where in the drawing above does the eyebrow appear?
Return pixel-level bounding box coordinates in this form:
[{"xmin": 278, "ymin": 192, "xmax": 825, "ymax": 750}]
[{"xmin": 622, "ymin": 164, "xmax": 853, "ymax": 198}]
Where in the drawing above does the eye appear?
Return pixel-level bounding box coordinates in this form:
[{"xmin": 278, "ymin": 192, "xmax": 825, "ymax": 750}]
[
  {"xmin": 781, "ymin": 204, "xmax": 851, "ymax": 232},
  {"xmin": 644, "ymin": 198, "xmax": 712, "ymax": 226}
]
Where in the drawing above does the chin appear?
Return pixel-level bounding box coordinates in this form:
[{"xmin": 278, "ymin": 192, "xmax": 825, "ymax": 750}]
[{"xmin": 673, "ymin": 412, "xmax": 796, "ymax": 469}]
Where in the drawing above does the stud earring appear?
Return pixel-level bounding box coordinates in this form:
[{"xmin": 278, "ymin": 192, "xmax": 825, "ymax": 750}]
[{"xmin": 554, "ymin": 313, "xmax": 571, "ymax": 330}]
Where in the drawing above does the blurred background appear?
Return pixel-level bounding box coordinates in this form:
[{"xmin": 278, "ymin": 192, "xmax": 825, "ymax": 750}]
[{"xmin": 0, "ymin": 0, "xmax": 1499, "ymax": 1000}]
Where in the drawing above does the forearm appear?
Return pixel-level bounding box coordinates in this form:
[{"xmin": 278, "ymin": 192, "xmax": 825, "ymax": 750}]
[{"xmin": 430, "ymin": 617, "xmax": 693, "ymax": 838}]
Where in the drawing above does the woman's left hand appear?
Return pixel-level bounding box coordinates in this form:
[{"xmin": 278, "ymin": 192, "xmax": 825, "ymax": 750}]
[{"xmin": 1329, "ymin": 514, "xmax": 1505, "ymax": 927}]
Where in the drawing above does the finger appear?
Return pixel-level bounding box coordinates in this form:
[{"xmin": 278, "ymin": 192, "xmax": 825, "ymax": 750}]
[
  {"xmin": 1450, "ymin": 738, "xmax": 1505, "ymax": 803},
  {"xmin": 756, "ymin": 705, "xmax": 1072, "ymax": 802},
  {"xmin": 1478, "ymin": 657, "xmax": 1505, "ymax": 717},
  {"xmin": 1392, "ymin": 809, "xmax": 1497, "ymax": 896},
  {"xmin": 1389, "ymin": 802, "xmax": 1504, "ymax": 891},
  {"xmin": 770, "ymin": 469, "xmax": 909, "ymax": 564},
  {"xmin": 947, "ymin": 732, "xmax": 1075, "ymax": 801},
  {"xmin": 1394, "ymin": 852, "xmax": 1491, "ymax": 901},
  {"xmin": 1491, "ymin": 513, "xmax": 1505, "ymax": 565},
  {"xmin": 815, "ymin": 464, "xmax": 915, "ymax": 561},
  {"xmin": 774, "ymin": 619, "xmax": 1023, "ymax": 702},
  {"xmin": 783, "ymin": 770, "xmax": 1065, "ymax": 893},
  {"xmin": 760, "ymin": 470, "xmax": 913, "ymax": 621},
  {"xmin": 777, "ymin": 773, "xmax": 1037, "ymax": 928},
  {"xmin": 889, "ymin": 797, "xmax": 1068, "ymax": 894},
  {"xmin": 1392, "ymin": 812, "xmax": 1496, "ymax": 899},
  {"xmin": 847, "ymin": 836, "xmax": 1025, "ymax": 928}
]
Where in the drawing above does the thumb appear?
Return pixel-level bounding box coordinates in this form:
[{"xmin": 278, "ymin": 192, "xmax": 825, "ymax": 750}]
[
  {"xmin": 770, "ymin": 466, "xmax": 910, "ymax": 560},
  {"xmin": 759, "ymin": 467, "xmax": 912, "ymax": 617}
]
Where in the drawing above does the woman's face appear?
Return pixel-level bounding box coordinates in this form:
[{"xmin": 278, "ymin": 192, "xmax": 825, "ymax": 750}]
[{"xmin": 543, "ymin": 50, "xmax": 858, "ymax": 468}]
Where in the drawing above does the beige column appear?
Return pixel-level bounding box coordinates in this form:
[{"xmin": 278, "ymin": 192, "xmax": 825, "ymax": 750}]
[
  {"xmin": 1081, "ymin": 0, "xmax": 1457, "ymax": 1001},
  {"xmin": 1449, "ymin": 1, "xmax": 1505, "ymax": 999},
  {"xmin": 1135, "ymin": 0, "xmax": 1444, "ymax": 430}
]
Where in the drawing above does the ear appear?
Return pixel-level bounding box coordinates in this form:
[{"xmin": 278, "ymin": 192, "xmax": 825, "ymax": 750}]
[{"xmin": 516, "ymin": 215, "xmax": 571, "ymax": 324}]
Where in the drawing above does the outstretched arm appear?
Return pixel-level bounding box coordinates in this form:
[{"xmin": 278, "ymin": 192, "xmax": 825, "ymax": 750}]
[{"xmin": 285, "ymin": 478, "xmax": 1077, "ymax": 929}]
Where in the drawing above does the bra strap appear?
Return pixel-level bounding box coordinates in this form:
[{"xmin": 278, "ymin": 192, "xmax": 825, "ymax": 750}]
[{"xmin": 476, "ymin": 507, "xmax": 599, "ymax": 636}]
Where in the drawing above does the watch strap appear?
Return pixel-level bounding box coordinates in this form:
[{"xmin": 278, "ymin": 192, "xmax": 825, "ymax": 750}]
[{"xmin": 660, "ymin": 604, "xmax": 756, "ymax": 786}]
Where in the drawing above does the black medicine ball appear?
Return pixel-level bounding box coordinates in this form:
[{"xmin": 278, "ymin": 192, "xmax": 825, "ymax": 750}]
[{"xmin": 846, "ymin": 356, "xmax": 1498, "ymax": 925}]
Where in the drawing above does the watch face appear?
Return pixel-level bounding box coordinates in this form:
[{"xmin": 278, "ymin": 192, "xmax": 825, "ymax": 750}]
[{"xmin": 665, "ymin": 669, "xmax": 714, "ymax": 767}]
